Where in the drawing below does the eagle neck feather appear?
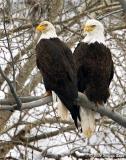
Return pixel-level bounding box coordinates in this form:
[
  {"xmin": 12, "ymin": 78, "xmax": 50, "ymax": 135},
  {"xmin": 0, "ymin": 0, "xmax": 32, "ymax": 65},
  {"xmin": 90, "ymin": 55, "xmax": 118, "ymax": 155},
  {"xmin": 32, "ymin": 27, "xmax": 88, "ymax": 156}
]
[
  {"xmin": 83, "ymin": 32, "xmax": 106, "ymax": 45},
  {"xmin": 38, "ymin": 30, "xmax": 57, "ymax": 43}
]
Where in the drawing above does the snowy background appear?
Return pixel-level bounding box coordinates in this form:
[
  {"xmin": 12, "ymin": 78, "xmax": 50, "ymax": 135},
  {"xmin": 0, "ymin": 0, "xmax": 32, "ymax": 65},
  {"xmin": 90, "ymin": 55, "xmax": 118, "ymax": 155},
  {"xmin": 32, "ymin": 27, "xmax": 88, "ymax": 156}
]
[{"xmin": 0, "ymin": 0, "xmax": 126, "ymax": 159}]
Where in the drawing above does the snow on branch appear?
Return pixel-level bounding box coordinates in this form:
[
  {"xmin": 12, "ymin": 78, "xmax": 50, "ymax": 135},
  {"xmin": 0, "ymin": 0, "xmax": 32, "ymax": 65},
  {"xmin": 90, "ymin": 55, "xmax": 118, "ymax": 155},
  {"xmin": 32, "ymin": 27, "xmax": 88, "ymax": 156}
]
[{"xmin": 0, "ymin": 92, "xmax": 126, "ymax": 128}]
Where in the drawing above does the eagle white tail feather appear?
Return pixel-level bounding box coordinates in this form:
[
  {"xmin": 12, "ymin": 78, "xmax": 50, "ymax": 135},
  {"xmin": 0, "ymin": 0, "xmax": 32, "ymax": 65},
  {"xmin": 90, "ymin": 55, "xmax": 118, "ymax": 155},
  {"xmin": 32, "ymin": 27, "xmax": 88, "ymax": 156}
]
[
  {"xmin": 57, "ymin": 99, "xmax": 69, "ymax": 120},
  {"xmin": 52, "ymin": 91, "xmax": 57, "ymax": 104},
  {"xmin": 80, "ymin": 107, "xmax": 95, "ymax": 138},
  {"xmin": 52, "ymin": 92, "xmax": 69, "ymax": 120}
]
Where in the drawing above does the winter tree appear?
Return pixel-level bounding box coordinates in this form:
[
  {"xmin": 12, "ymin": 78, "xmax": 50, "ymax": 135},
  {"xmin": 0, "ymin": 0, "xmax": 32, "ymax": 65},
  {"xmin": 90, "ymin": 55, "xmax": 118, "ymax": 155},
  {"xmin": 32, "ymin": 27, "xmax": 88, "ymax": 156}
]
[{"xmin": 0, "ymin": 0, "xmax": 126, "ymax": 159}]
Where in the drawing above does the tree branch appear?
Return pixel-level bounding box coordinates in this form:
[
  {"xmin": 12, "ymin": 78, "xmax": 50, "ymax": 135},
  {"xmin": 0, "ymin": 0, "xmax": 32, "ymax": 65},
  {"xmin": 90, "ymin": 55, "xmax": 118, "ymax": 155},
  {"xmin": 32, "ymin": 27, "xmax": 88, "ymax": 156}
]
[
  {"xmin": 0, "ymin": 96, "xmax": 42, "ymax": 105},
  {"xmin": 72, "ymin": 153, "xmax": 126, "ymax": 159},
  {"xmin": 117, "ymin": 0, "xmax": 126, "ymax": 13},
  {"xmin": 0, "ymin": 95, "xmax": 51, "ymax": 111},
  {"xmin": 0, "ymin": 92, "xmax": 126, "ymax": 129},
  {"xmin": 78, "ymin": 92, "xmax": 126, "ymax": 128},
  {"xmin": 0, "ymin": 66, "xmax": 22, "ymax": 109},
  {"xmin": 98, "ymin": 9, "xmax": 123, "ymax": 20}
]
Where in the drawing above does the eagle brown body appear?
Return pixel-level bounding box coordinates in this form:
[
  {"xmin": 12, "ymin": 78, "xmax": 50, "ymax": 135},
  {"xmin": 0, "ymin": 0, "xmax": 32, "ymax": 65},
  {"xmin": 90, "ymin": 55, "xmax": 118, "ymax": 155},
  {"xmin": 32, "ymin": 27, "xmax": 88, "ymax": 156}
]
[
  {"xmin": 36, "ymin": 37, "xmax": 80, "ymax": 127},
  {"xmin": 73, "ymin": 42, "xmax": 114, "ymax": 104},
  {"xmin": 73, "ymin": 19, "xmax": 114, "ymax": 137}
]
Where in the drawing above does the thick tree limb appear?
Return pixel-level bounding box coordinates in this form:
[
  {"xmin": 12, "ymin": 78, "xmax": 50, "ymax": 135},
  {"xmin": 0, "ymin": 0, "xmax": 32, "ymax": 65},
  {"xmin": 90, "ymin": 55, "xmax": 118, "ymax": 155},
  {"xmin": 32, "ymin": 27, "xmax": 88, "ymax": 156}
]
[
  {"xmin": 78, "ymin": 92, "xmax": 126, "ymax": 128},
  {"xmin": 0, "ymin": 92, "xmax": 126, "ymax": 129},
  {"xmin": 0, "ymin": 96, "xmax": 41, "ymax": 105},
  {"xmin": 0, "ymin": 96, "xmax": 52, "ymax": 111}
]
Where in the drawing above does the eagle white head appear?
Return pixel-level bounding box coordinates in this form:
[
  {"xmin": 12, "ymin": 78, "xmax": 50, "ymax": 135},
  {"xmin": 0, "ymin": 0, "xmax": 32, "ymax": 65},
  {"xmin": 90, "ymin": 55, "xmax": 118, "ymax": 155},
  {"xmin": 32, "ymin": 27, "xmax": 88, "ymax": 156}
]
[
  {"xmin": 36, "ymin": 21, "xmax": 57, "ymax": 41},
  {"xmin": 83, "ymin": 19, "xmax": 106, "ymax": 45}
]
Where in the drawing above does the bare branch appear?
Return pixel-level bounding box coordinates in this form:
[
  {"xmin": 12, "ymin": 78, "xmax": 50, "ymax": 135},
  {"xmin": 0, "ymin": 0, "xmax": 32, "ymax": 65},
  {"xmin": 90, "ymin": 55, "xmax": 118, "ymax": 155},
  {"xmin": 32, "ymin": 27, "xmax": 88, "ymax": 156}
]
[
  {"xmin": 0, "ymin": 1, "xmax": 126, "ymax": 158},
  {"xmin": 117, "ymin": 0, "xmax": 126, "ymax": 13},
  {"xmin": 0, "ymin": 96, "xmax": 41, "ymax": 105},
  {"xmin": 78, "ymin": 92, "xmax": 126, "ymax": 128},
  {"xmin": 0, "ymin": 93, "xmax": 126, "ymax": 129},
  {"xmin": 0, "ymin": 66, "xmax": 22, "ymax": 109}
]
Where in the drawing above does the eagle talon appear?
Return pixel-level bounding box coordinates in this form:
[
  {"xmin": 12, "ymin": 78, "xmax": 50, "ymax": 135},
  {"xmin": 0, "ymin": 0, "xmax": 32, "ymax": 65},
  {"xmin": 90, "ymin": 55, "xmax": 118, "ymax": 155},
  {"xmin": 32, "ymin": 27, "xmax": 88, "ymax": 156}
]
[
  {"xmin": 96, "ymin": 102, "xmax": 99, "ymax": 107},
  {"xmin": 42, "ymin": 91, "xmax": 52, "ymax": 97}
]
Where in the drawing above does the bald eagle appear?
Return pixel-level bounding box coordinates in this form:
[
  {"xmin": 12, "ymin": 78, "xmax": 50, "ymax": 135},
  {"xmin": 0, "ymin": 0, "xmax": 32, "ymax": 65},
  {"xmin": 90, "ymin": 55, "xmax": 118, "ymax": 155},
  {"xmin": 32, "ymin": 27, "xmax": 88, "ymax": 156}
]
[
  {"xmin": 73, "ymin": 19, "xmax": 114, "ymax": 137},
  {"xmin": 36, "ymin": 21, "xmax": 80, "ymax": 127}
]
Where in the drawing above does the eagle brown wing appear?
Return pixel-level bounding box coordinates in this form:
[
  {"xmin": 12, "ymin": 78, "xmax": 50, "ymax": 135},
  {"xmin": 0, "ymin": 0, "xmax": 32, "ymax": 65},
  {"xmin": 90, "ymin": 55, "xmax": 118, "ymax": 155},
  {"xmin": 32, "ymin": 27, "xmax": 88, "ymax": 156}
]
[
  {"xmin": 36, "ymin": 38, "xmax": 79, "ymax": 127},
  {"xmin": 73, "ymin": 42, "xmax": 114, "ymax": 103}
]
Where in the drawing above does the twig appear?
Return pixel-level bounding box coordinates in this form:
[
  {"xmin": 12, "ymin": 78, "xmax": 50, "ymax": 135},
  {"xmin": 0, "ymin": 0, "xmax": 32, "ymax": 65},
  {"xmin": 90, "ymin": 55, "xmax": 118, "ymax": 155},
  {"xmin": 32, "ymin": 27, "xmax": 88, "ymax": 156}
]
[
  {"xmin": 2, "ymin": 6, "xmax": 16, "ymax": 88},
  {"xmin": 26, "ymin": 125, "xmax": 75, "ymax": 142},
  {"xmin": 108, "ymin": 24, "xmax": 126, "ymax": 31},
  {"xmin": 117, "ymin": 0, "xmax": 126, "ymax": 13},
  {"xmin": 98, "ymin": 9, "xmax": 123, "ymax": 20},
  {"xmin": 0, "ymin": 66, "xmax": 22, "ymax": 109},
  {"xmin": 71, "ymin": 153, "xmax": 126, "ymax": 159}
]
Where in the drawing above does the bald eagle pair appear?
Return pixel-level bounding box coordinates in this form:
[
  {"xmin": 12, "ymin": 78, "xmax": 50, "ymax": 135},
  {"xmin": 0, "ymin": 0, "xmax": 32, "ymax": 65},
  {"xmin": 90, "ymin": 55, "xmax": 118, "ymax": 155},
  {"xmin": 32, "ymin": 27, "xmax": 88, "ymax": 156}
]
[{"xmin": 36, "ymin": 20, "xmax": 114, "ymax": 137}]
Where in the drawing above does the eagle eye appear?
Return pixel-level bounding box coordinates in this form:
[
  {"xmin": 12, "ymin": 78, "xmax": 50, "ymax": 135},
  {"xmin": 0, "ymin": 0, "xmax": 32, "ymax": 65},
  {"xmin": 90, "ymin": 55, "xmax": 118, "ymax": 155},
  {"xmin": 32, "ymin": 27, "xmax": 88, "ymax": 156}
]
[
  {"xmin": 91, "ymin": 25, "xmax": 96, "ymax": 27},
  {"xmin": 40, "ymin": 23, "xmax": 48, "ymax": 27},
  {"xmin": 44, "ymin": 24, "xmax": 48, "ymax": 27}
]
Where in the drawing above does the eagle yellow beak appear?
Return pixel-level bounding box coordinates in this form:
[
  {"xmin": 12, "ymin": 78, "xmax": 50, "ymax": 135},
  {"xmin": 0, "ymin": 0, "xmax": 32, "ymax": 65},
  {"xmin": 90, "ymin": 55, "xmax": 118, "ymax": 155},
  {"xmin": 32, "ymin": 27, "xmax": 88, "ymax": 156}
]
[
  {"xmin": 84, "ymin": 25, "xmax": 95, "ymax": 32},
  {"xmin": 36, "ymin": 24, "xmax": 46, "ymax": 32}
]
